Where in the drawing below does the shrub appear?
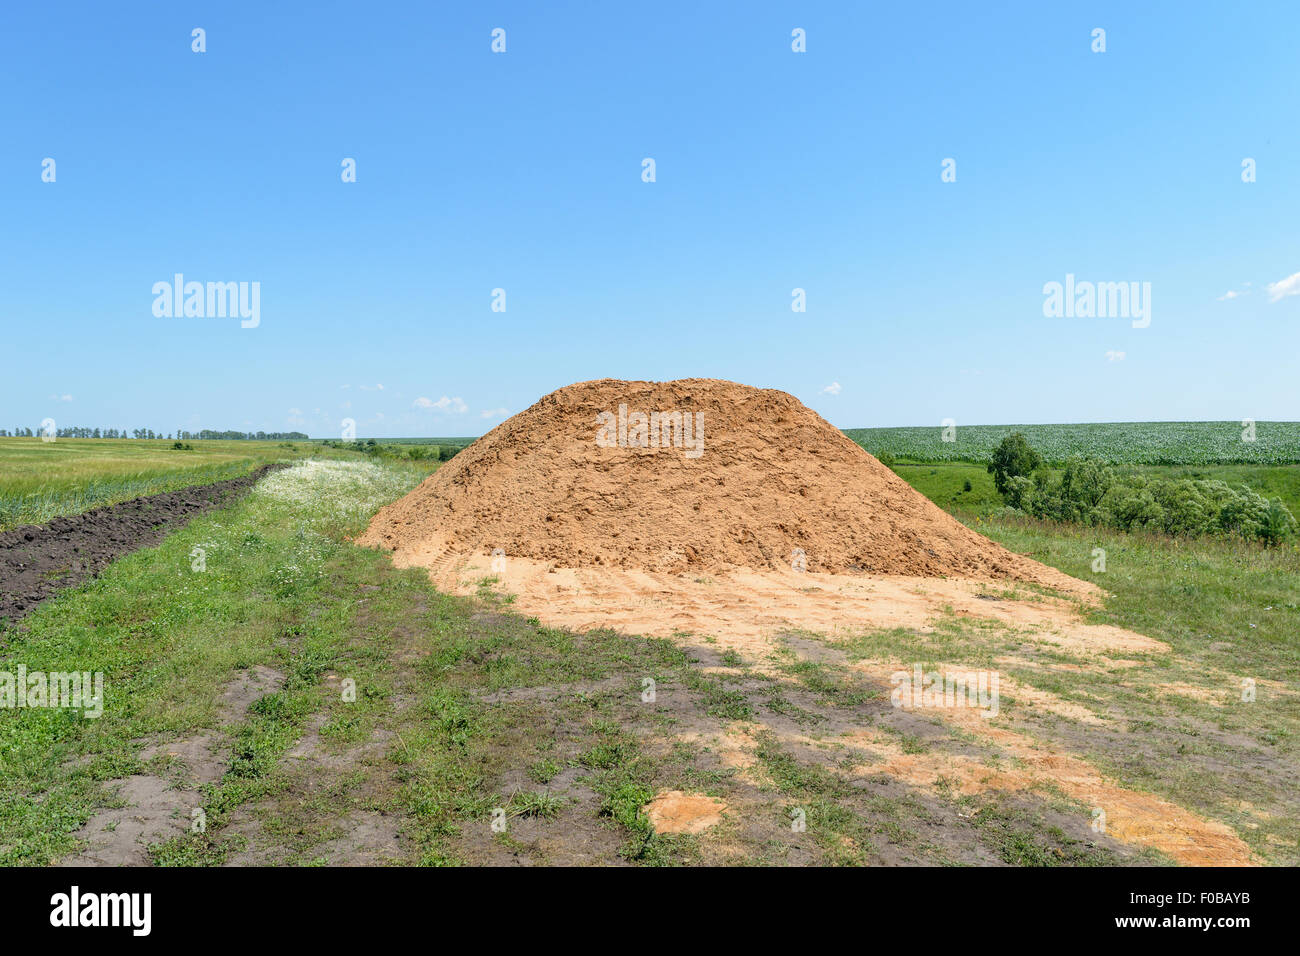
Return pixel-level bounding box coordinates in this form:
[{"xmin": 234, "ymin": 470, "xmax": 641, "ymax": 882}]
[
  {"xmin": 1001, "ymin": 457, "xmax": 1297, "ymax": 545},
  {"xmin": 1098, "ymin": 481, "xmax": 1165, "ymax": 532},
  {"xmin": 1003, "ymin": 475, "xmax": 1037, "ymax": 512},
  {"xmin": 1262, "ymin": 498, "xmax": 1298, "ymax": 545},
  {"xmin": 987, "ymin": 433, "xmax": 1042, "ymax": 495},
  {"xmin": 1058, "ymin": 456, "xmax": 1114, "ymax": 516}
]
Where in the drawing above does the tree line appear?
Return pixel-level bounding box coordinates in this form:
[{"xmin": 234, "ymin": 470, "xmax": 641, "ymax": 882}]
[{"xmin": 0, "ymin": 427, "xmax": 309, "ymax": 440}]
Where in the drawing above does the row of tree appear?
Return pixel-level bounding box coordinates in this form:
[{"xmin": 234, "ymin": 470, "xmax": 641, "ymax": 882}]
[
  {"xmin": 0, "ymin": 427, "xmax": 309, "ymax": 440},
  {"xmin": 178, "ymin": 430, "xmax": 309, "ymax": 441}
]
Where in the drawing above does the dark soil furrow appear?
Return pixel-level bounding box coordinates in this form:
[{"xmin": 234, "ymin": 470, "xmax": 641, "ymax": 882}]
[{"xmin": 0, "ymin": 463, "xmax": 284, "ymax": 625}]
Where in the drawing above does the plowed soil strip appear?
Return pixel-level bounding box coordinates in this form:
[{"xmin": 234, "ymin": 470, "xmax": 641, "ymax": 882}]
[{"xmin": 0, "ymin": 463, "xmax": 284, "ymax": 625}]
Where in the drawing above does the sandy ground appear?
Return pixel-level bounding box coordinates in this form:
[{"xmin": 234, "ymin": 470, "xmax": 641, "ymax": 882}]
[
  {"xmin": 397, "ymin": 547, "xmax": 1255, "ymax": 866},
  {"xmin": 395, "ymin": 547, "xmax": 1159, "ymax": 658}
]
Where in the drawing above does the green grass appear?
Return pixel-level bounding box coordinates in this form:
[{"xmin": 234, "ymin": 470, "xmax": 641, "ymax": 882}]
[
  {"xmin": 0, "ymin": 459, "xmax": 422, "ymax": 864},
  {"xmin": 0, "ymin": 436, "xmax": 443, "ymax": 531},
  {"xmin": 889, "ymin": 462, "xmax": 1005, "ymax": 513},
  {"xmin": 846, "ymin": 421, "xmax": 1300, "ymax": 466},
  {"xmin": 0, "ymin": 460, "xmax": 716, "ymax": 866},
  {"xmin": 0, "ymin": 437, "xmax": 353, "ymax": 531}
]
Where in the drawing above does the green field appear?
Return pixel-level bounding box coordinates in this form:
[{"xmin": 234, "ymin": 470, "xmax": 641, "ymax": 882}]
[
  {"xmin": 0, "ymin": 437, "xmax": 354, "ymax": 531},
  {"xmin": 846, "ymin": 421, "xmax": 1300, "ymax": 466}
]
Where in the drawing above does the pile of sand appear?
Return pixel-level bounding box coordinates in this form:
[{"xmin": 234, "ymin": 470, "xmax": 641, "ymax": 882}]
[{"xmin": 359, "ymin": 378, "xmax": 1075, "ymax": 589}]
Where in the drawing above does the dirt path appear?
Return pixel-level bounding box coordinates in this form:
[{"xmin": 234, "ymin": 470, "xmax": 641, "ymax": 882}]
[
  {"xmin": 58, "ymin": 665, "xmax": 284, "ymax": 866},
  {"xmin": 0, "ymin": 464, "xmax": 283, "ymax": 627}
]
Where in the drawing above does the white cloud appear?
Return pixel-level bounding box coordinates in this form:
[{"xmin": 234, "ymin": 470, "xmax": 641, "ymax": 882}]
[
  {"xmin": 1217, "ymin": 290, "xmax": 1242, "ymax": 300},
  {"xmin": 820, "ymin": 382, "xmax": 842, "ymax": 395},
  {"xmin": 1266, "ymin": 271, "xmax": 1300, "ymax": 303},
  {"xmin": 1105, "ymin": 350, "xmax": 1125, "ymax": 362},
  {"xmin": 480, "ymin": 407, "xmax": 509, "ymax": 419},
  {"xmin": 414, "ymin": 395, "xmax": 468, "ymax": 413},
  {"xmin": 49, "ymin": 393, "xmax": 73, "ymax": 402}
]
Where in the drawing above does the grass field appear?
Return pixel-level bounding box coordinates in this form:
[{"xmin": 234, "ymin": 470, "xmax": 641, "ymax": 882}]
[
  {"xmin": 847, "ymin": 422, "xmax": 1300, "ymax": 466},
  {"xmin": 0, "ymin": 437, "xmax": 360, "ymax": 531}
]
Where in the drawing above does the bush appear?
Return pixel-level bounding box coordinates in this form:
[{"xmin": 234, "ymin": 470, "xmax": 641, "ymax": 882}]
[
  {"xmin": 1058, "ymin": 457, "xmax": 1113, "ymax": 515},
  {"xmin": 997, "ymin": 455, "xmax": 1297, "ymax": 545},
  {"xmin": 1151, "ymin": 479, "xmax": 1216, "ymax": 537},
  {"xmin": 1098, "ymin": 481, "xmax": 1164, "ymax": 532},
  {"xmin": 1003, "ymin": 475, "xmax": 1037, "ymax": 512},
  {"xmin": 1263, "ymin": 498, "xmax": 1298, "ymax": 545},
  {"xmin": 987, "ymin": 433, "xmax": 1042, "ymax": 495}
]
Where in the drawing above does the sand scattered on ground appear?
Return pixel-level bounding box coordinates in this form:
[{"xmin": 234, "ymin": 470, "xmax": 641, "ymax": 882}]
[
  {"xmin": 675, "ymin": 722, "xmax": 769, "ymax": 786},
  {"xmin": 408, "ymin": 550, "xmax": 1160, "ymax": 661},
  {"xmin": 643, "ymin": 791, "xmax": 729, "ymax": 835},
  {"xmin": 835, "ymin": 686, "xmax": 1256, "ymax": 866}
]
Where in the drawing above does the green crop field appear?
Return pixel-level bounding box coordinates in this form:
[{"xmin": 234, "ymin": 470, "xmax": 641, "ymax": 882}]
[
  {"xmin": 844, "ymin": 421, "xmax": 1300, "ymax": 466},
  {"xmin": 0, "ymin": 437, "xmax": 349, "ymax": 531}
]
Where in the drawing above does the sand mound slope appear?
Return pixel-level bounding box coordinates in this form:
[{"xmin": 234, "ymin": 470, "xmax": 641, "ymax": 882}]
[{"xmin": 359, "ymin": 378, "xmax": 1078, "ymax": 588}]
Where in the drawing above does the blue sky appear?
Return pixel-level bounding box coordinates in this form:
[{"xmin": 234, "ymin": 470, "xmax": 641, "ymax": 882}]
[{"xmin": 3, "ymin": 1, "xmax": 1297, "ymax": 438}]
